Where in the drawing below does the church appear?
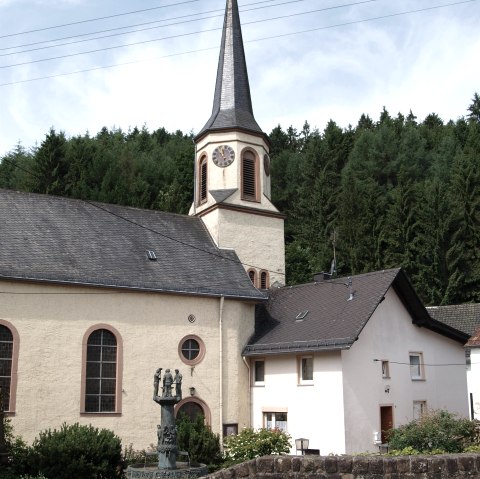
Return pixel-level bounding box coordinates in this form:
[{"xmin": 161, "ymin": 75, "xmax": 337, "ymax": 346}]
[
  {"xmin": 0, "ymin": 0, "xmax": 470, "ymax": 455},
  {"xmin": 0, "ymin": 0, "xmax": 284, "ymax": 449}
]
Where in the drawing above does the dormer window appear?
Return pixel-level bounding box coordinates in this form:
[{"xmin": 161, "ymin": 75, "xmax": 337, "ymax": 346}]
[{"xmin": 241, "ymin": 150, "xmax": 258, "ymax": 201}]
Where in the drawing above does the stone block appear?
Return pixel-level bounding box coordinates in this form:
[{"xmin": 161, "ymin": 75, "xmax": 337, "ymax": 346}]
[
  {"xmin": 274, "ymin": 456, "xmax": 292, "ymax": 474},
  {"xmin": 446, "ymin": 456, "xmax": 459, "ymax": 474},
  {"xmin": 324, "ymin": 456, "xmax": 338, "ymax": 473},
  {"xmin": 232, "ymin": 461, "xmax": 250, "ymax": 477},
  {"xmin": 458, "ymin": 454, "xmax": 477, "ymax": 472},
  {"xmin": 337, "ymin": 455, "xmax": 352, "ymax": 473},
  {"xmin": 395, "ymin": 456, "xmax": 411, "ymax": 474},
  {"xmin": 428, "ymin": 455, "xmax": 446, "ymax": 474},
  {"xmin": 410, "ymin": 455, "xmax": 428, "ymax": 474},
  {"xmin": 368, "ymin": 456, "xmax": 384, "ymax": 474},
  {"xmin": 256, "ymin": 456, "xmax": 275, "ymax": 474},
  {"xmin": 292, "ymin": 456, "xmax": 302, "ymax": 472},
  {"xmin": 352, "ymin": 456, "xmax": 369, "ymax": 474},
  {"xmin": 383, "ymin": 457, "xmax": 397, "ymax": 474}
]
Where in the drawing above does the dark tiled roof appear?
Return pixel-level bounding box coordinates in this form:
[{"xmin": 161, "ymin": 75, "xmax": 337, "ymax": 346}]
[
  {"xmin": 244, "ymin": 269, "xmax": 467, "ymax": 355},
  {"xmin": 427, "ymin": 303, "xmax": 480, "ymax": 337},
  {"xmin": 0, "ymin": 189, "xmax": 265, "ymax": 300},
  {"xmin": 195, "ymin": 0, "xmax": 263, "ymax": 139}
]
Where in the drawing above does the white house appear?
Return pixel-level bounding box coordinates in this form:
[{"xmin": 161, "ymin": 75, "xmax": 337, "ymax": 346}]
[
  {"xmin": 428, "ymin": 303, "xmax": 480, "ymax": 420},
  {"xmin": 244, "ymin": 269, "xmax": 470, "ymax": 455}
]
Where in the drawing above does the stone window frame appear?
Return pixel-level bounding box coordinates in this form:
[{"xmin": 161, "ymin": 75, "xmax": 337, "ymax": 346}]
[
  {"xmin": 247, "ymin": 268, "xmax": 257, "ymax": 287},
  {"xmin": 80, "ymin": 324, "xmax": 123, "ymax": 415},
  {"xmin": 178, "ymin": 334, "xmax": 206, "ymax": 366},
  {"xmin": 198, "ymin": 154, "xmax": 208, "ymax": 205},
  {"xmin": 241, "ymin": 148, "xmax": 260, "ymax": 202},
  {"xmin": 0, "ymin": 319, "xmax": 19, "ymax": 415},
  {"xmin": 175, "ymin": 397, "xmax": 211, "ymax": 426},
  {"xmin": 260, "ymin": 270, "xmax": 269, "ymax": 289}
]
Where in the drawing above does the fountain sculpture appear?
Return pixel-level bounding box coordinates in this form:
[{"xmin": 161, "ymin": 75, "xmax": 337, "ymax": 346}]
[{"xmin": 126, "ymin": 367, "xmax": 208, "ymax": 479}]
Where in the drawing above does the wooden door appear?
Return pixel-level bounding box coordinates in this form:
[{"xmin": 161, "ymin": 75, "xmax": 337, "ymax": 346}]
[{"xmin": 380, "ymin": 406, "xmax": 393, "ymax": 443}]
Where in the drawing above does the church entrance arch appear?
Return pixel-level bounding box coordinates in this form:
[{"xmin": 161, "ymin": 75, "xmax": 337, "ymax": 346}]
[{"xmin": 175, "ymin": 397, "xmax": 211, "ymax": 425}]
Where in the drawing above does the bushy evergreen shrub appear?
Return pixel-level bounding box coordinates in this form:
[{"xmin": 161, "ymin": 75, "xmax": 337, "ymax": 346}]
[
  {"xmin": 28, "ymin": 423, "xmax": 123, "ymax": 479},
  {"xmin": 223, "ymin": 428, "xmax": 291, "ymax": 464},
  {"xmin": 176, "ymin": 414, "xmax": 222, "ymax": 467},
  {"xmin": 388, "ymin": 410, "xmax": 478, "ymax": 454}
]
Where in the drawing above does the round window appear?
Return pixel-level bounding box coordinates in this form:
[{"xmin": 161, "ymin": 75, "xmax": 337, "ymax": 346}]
[{"xmin": 178, "ymin": 335, "xmax": 205, "ymax": 365}]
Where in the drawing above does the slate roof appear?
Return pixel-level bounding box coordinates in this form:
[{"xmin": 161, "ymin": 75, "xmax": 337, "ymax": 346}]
[
  {"xmin": 0, "ymin": 188, "xmax": 265, "ymax": 300},
  {"xmin": 195, "ymin": 0, "xmax": 264, "ymax": 140},
  {"xmin": 427, "ymin": 303, "xmax": 480, "ymax": 337},
  {"xmin": 243, "ymin": 268, "xmax": 467, "ymax": 355}
]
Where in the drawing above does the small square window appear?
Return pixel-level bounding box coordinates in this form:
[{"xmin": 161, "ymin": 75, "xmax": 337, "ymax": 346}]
[
  {"xmin": 264, "ymin": 412, "xmax": 287, "ymax": 432},
  {"xmin": 254, "ymin": 360, "xmax": 265, "ymax": 383},
  {"xmin": 223, "ymin": 423, "xmax": 238, "ymax": 436},
  {"xmin": 413, "ymin": 401, "xmax": 427, "ymax": 420},
  {"xmin": 410, "ymin": 353, "xmax": 424, "ymax": 380},
  {"xmin": 382, "ymin": 360, "xmax": 390, "ymax": 379},
  {"xmin": 299, "ymin": 356, "xmax": 313, "ymax": 383}
]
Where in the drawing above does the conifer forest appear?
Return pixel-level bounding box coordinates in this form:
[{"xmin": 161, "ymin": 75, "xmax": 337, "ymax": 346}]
[{"xmin": 1, "ymin": 94, "xmax": 479, "ymax": 306}]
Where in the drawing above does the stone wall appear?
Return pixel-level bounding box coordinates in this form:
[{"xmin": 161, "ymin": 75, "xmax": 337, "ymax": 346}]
[{"xmin": 206, "ymin": 453, "xmax": 480, "ymax": 478}]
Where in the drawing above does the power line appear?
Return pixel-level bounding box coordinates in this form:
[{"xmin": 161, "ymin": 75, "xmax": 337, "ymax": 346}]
[
  {"xmin": 0, "ymin": 0, "xmax": 202, "ymax": 39},
  {"xmin": 0, "ymin": 0, "xmax": 285, "ymax": 54},
  {"xmin": 0, "ymin": 1, "xmax": 378, "ymax": 69},
  {"xmin": 0, "ymin": 0, "xmax": 475, "ymax": 86}
]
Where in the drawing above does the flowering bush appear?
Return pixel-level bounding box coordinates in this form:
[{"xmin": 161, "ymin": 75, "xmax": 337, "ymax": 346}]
[{"xmin": 223, "ymin": 428, "xmax": 291, "ymax": 464}]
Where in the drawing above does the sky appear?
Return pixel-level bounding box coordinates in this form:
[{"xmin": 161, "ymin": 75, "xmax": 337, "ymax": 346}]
[{"xmin": 0, "ymin": 0, "xmax": 479, "ymax": 156}]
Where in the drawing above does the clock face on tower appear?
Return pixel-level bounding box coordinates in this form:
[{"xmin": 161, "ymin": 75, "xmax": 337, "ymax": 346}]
[{"xmin": 212, "ymin": 145, "xmax": 235, "ymax": 167}]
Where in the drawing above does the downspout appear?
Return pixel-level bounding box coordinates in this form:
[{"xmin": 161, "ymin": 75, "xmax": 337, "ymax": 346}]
[
  {"xmin": 242, "ymin": 355, "xmax": 252, "ymax": 427},
  {"xmin": 219, "ymin": 295, "xmax": 225, "ymax": 447},
  {"xmin": 192, "ymin": 140, "xmax": 197, "ymax": 215}
]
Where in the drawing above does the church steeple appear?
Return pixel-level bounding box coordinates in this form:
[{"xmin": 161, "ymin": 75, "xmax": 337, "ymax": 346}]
[
  {"xmin": 190, "ymin": 0, "xmax": 285, "ymax": 288},
  {"xmin": 196, "ymin": 0, "xmax": 263, "ymax": 139}
]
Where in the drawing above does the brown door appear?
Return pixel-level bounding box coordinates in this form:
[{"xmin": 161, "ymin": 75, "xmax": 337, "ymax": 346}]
[{"xmin": 380, "ymin": 406, "xmax": 393, "ymax": 443}]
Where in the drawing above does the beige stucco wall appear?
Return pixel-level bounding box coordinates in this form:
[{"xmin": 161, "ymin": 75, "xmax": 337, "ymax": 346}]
[
  {"xmin": 201, "ymin": 208, "xmax": 286, "ymax": 287},
  {"xmin": 1, "ymin": 280, "xmax": 256, "ymax": 449}
]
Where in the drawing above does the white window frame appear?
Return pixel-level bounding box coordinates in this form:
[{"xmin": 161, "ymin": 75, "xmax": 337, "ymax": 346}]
[
  {"xmin": 263, "ymin": 411, "xmax": 288, "ymax": 432},
  {"xmin": 409, "ymin": 352, "xmax": 425, "ymax": 380},
  {"xmin": 298, "ymin": 355, "xmax": 313, "ymax": 384},
  {"xmin": 413, "ymin": 400, "xmax": 427, "ymax": 420},
  {"xmin": 381, "ymin": 360, "xmax": 390, "ymax": 379}
]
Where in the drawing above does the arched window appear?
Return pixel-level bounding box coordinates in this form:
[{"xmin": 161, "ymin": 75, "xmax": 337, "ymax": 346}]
[
  {"xmin": 248, "ymin": 269, "xmax": 257, "ymax": 287},
  {"xmin": 175, "ymin": 397, "xmax": 211, "ymax": 426},
  {"xmin": 260, "ymin": 270, "xmax": 269, "ymax": 289},
  {"xmin": 241, "ymin": 150, "xmax": 258, "ymax": 201},
  {"xmin": 82, "ymin": 325, "xmax": 123, "ymax": 414},
  {"xmin": 0, "ymin": 320, "xmax": 19, "ymax": 413},
  {"xmin": 199, "ymin": 155, "xmax": 208, "ymax": 204}
]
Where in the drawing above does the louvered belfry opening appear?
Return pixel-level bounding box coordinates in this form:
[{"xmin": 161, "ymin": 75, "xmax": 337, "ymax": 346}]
[
  {"xmin": 199, "ymin": 157, "xmax": 207, "ymax": 203},
  {"xmin": 260, "ymin": 271, "xmax": 268, "ymax": 289},
  {"xmin": 242, "ymin": 151, "xmax": 256, "ymax": 200}
]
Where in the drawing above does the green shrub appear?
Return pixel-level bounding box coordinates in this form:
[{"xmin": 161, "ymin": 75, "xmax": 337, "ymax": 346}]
[
  {"xmin": 176, "ymin": 414, "xmax": 222, "ymax": 467},
  {"xmin": 28, "ymin": 423, "xmax": 124, "ymax": 479},
  {"xmin": 223, "ymin": 428, "xmax": 291, "ymax": 464},
  {"xmin": 388, "ymin": 410, "xmax": 478, "ymax": 454}
]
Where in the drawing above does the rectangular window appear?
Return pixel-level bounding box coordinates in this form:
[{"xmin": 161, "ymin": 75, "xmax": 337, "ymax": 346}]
[
  {"xmin": 263, "ymin": 412, "xmax": 288, "ymax": 432},
  {"xmin": 223, "ymin": 424, "xmax": 238, "ymax": 436},
  {"xmin": 382, "ymin": 360, "xmax": 390, "ymax": 379},
  {"xmin": 299, "ymin": 356, "xmax": 313, "ymax": 383},
  {"xmin": 254, "ymin": 360, "xmax": 265, "ymax": 383},
  {"xmin": 413, "ymin": 401, "xmax": 427, "ymax": 420},
  {"xmin": 409, "ymin": 353, "xmax": 424, "ymax": 380}
]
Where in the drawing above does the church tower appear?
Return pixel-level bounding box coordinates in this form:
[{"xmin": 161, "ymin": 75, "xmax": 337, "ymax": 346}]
[{"xmin": 190, "ymin": 0, "xmax": 285, "ymax": 288}]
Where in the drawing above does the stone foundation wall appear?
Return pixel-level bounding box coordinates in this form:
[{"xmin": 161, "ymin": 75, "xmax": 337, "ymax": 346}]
[{"xmin": 206, "ymin": 453, "xmax": 480, "ymax": 478}]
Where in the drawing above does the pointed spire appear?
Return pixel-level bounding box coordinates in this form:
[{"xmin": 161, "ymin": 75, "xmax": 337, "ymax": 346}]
[{"xmin": 196, "ymin": 0, "xmax": 263, "ymax": 139}]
